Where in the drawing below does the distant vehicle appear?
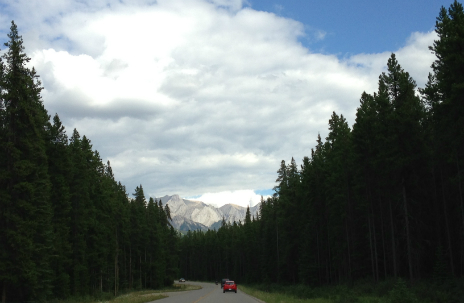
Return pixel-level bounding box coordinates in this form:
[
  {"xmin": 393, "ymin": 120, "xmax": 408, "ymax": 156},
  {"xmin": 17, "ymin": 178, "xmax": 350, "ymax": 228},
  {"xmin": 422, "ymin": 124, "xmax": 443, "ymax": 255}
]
[
  {"xmin": 221, "ymin": 278, "xmax": 229, "ymax": 288},
  {"xmin": 179, "ymin": 278, "xmax": 185, "ymax": 282},
  {"xmin": 223, "ymin": 280, "xmax": 237, "ymax": 293}
]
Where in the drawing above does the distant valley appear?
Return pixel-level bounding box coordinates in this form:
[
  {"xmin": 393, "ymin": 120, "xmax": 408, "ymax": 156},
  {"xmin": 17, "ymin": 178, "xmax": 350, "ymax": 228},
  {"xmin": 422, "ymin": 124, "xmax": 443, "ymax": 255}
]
[{"xmin": 159, "ymin": 195, "xmax": 260, "ymax": 231}]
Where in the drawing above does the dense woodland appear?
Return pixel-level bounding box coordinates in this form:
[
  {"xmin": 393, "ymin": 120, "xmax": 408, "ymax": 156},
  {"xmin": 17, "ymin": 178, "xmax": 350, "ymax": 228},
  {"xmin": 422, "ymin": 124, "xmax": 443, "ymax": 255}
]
[
  {"xmin": 178, "ymin": 0, "xmax": 464, "ymax": 290},
  {"xmin": 1, "ymin": 1, "xmax": 464, "ymax": 302},
  {"xmin": 0, "ymin": 22, "xmax": 178, "ymax": 302}
]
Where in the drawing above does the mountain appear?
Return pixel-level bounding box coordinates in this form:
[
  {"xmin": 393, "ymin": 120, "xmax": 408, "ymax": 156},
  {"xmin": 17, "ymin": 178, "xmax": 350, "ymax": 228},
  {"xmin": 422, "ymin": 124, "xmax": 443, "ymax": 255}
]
[
  {"xmin": 219, "ymin": 203, "xmax": 260, "ymax": 223},
  {"xmin": 159, "ymin": 195, "xmax": 222, "ymax": 227},
  {"xmin": 159, "ymin": 194, "xmax": 260, "ymax": 231},
  {"xmin": 170, "ymin": 215, "xmax": 209, "ymax": 232}
]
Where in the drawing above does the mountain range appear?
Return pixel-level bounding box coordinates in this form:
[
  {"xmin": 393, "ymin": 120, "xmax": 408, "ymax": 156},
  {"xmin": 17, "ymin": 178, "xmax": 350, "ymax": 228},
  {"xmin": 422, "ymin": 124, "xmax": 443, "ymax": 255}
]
[{"xmin": 159, "ymin": 195, "xmax": 260, "ymax": 231}]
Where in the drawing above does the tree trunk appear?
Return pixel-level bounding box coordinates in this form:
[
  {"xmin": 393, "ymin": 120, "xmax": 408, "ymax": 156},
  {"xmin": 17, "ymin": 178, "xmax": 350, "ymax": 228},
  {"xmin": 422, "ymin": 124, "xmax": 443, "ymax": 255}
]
[
  {"xmin": 276, "ymin": 221, "xmax": 279, "ymax": 283},
  {"xmin": 456, "ymin": 154, "xmax": 464, "ymax": 274},
  {"xmin": 380, "ymin": 204, "xmax": 387, "ymax": 278},
  {"xmin": 114, "ymin": 242, "xmax": 118, "ymax": 296},
  {"xmin": 372, "ymin": 206, "xmax": 379, "ymax": 282},
  {"xmin": 2, "ymin": 282, "xmax": 6, "ymax": 303},
  {"xmin": 129, "ymin": 246, "xmax": 132, "ymax": 289},
  {"xmin": 326, "ymin": 218, "xmax": 332, "ymax": 284},
  {"xmin": 317, "ymin": 231, "xmax": 321, "ymax": 285},
  {"xmin": 402, "ymin": 178, "xmax": 413, "ymax": 280},
  {"xmin": 366, "ymin": 185, "xmax": 377, "ymax": 282},
  {"xmin": 389, "ymin": 199, "xmax": 397, "ymax": 278},
  {"xmin": 457, "ymin": 154, "xmax": 464, "ymax": 234},
  {"xmin": 150, "ymin": 255, "xmax": 152, "ymax": 288},
  {"xmin": 345, "ymin": 164, "xmax": 353, "ymax": 283},
  {"xmin": 441, "ymin": 169, "xmax": 455, "ymax": 276},
  {"xmin": 368, "ymin": 211, "xmax": 375, "ymax": 281},
  {"xmin": 345, "ymin": 219, "xmax": 352, "ymax": 282},
  {"xmin": 144, "ymin": 249, "xmax": 147, "ymax": 288}
]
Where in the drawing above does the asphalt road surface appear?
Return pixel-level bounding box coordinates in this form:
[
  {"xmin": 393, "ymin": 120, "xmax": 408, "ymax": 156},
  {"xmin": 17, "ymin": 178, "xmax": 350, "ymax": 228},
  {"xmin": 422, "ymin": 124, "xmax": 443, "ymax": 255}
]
[{"xmin": 153, "ymin": 281, "xmax": 264, "ymax": 303}]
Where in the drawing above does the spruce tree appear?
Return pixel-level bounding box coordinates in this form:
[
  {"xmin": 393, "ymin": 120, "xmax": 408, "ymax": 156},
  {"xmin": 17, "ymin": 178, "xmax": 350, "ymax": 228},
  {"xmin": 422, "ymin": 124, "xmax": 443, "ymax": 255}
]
[
  {"xmin": 0, "ymin": 21, "xmax": 53, "ymax": 302},
  {"xmin": 429, "ymin": 2, "xmax": 464, "ymax": 273},
  {"xmin": 130, "ymin": 185, "xmax": 148, "ymax": 289},
  {"xmin": 324, "ymin": 112, "xmax": 354, "ymax": 282},
  {"xmin": 68, "ymin": 129, "xmax": 92, "ymax": 295},
  {"xmin": 0, "ymin": 36, "xmax": 7, "ymax": 303},
  {"xmin": 47, "ymin": 114, "xmax": 72, "ymax": 298}
]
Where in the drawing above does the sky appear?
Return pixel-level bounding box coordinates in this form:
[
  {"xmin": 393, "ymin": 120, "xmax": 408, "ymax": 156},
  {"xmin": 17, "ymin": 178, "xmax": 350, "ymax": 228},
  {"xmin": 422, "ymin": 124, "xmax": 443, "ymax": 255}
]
[{"xmin": 0, "ymin": 0, "xmax": 451, "ymax": 207}]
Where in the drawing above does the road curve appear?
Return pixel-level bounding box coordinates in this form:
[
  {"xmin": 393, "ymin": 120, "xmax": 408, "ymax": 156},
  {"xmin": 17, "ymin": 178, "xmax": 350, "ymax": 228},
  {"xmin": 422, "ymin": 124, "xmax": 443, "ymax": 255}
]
[{"xmin": 152, "ymin": 281, "xmax": 264, "ymax": 303}]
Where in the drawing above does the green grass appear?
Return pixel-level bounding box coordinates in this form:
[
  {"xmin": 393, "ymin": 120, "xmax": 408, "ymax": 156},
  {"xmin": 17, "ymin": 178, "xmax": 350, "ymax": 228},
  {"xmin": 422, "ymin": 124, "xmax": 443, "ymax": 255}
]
[
  {"xmin": 240, "ymin": 284, "xmax": 332, "ymax": 303},
  {"xmin": 239, "ymin": 278, "xmax": 464, "ymax": 303},
  {"xmin": 239, "ymin": 283, "xmax": 384, "ymax": 303},
  {"xmin": 49, "ymin": 283, "xmax": 202, "ymax": 303},
  {"xmin": 97, "ymin": 291, "xmax": 166, "ymax": 303}
]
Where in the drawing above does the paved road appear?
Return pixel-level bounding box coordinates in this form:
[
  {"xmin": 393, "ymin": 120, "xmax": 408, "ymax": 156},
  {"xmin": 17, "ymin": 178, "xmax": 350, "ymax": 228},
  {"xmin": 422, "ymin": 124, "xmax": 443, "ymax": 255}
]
[{"xmin": 152, "ymin": 281, "xmax": 264, "ymax": 303}]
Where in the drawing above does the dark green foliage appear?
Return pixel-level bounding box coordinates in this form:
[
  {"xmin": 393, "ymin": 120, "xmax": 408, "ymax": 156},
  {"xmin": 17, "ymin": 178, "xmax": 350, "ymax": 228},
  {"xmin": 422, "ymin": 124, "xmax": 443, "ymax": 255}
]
[
  {"xmin": 0, "ymin": 21, "xmax": 54, "ymax": 302},
  {"xmin": 0, "ymin": 22, "xmax": 179, "ymax": 302},
  {"xmin": 388, "ymin": 279, "xmax": 417, "ymax": 303},
  {"xmin": 427, "ymin": 0, "xmax": 464, "ymax": 279},
  {"xmin": 47, "ymin": 114, "xmax": 72, "ymax": 298}
]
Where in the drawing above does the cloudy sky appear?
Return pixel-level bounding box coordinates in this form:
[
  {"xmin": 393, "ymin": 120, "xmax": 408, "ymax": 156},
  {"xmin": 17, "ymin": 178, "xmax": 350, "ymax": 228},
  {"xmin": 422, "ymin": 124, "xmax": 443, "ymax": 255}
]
[{"xmin": 0, "ymin": 0, "xmax": 450, "ymax": 207}]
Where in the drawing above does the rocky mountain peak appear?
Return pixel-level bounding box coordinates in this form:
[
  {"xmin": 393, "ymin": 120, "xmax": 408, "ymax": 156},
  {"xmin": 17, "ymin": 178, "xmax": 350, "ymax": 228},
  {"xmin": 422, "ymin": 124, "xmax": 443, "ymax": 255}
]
[{"xmin": 159, "ymin": 195, "xmax": 260, "ymax": 231}]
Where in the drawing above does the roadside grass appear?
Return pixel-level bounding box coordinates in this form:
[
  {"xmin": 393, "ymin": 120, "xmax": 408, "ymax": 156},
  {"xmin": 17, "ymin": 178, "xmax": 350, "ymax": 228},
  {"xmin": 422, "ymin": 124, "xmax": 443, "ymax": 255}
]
[
  {"xmin": 240, "ymin": 285, "xmax": 389, "ymax": 303},
  {"xmin": 240, "ymin": 278, "xmax": 464, "ymax": 303},
  {"xmin": 49, "ymin": 283, "xmax": 202, "ymax": 303},
  {"xmin": 240, "ymin": 284, "xmax": 331, "ymax": 303}
]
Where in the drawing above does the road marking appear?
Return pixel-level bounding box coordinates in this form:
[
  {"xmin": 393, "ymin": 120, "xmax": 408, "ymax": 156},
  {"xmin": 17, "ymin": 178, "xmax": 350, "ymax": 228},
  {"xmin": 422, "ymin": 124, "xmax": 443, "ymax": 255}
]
[{"xmin": 192, "ymin": 288, "xmax": 216, "ymax": 303}]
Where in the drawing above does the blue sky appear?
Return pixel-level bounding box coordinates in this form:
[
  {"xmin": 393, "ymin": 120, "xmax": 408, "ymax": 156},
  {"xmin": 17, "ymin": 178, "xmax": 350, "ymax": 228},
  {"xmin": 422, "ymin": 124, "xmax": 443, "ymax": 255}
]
[
  {"xmin": 0, "ymin": 0, "xmax": 449, "ymax": 207},
  {"xmin": 247, "ymin": 0, "xmax": 448, "ymax": 55}
]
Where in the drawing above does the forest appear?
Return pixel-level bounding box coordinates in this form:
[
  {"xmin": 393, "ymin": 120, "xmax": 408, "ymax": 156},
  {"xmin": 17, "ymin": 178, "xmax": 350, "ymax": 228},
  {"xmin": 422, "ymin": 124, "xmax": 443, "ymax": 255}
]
[
  {"xmin": 0, "ymin": 22, "xmax": 178, "ymax": 302},
  {"xmin": 1, "ymin": 1, "xmax": 464, "ymax": 302},
  {"xmin": 178, "ymin": 0, "xmax": 464, "ymax": 293}
]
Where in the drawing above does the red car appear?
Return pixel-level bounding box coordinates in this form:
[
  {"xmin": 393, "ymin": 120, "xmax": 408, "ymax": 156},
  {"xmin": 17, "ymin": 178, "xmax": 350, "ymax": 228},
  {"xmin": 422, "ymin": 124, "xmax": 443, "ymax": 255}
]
[{"xmin": 223, "ymin": 280, "xmax": 237, "ymax": 293}]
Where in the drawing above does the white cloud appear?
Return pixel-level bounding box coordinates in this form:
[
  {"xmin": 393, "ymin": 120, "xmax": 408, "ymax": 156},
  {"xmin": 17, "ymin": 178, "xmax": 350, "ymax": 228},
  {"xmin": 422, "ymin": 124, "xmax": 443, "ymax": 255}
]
[
  {"xmin": 190, "ymin": 190, "xmax": 268, "ymax": 208},
  {"xmin": 346, "ymin": 31, "xmax": 437, "ymax": 91},
  {"xmin": 3, "ymin": 0, "xmax": 437, "ymax": 202}
]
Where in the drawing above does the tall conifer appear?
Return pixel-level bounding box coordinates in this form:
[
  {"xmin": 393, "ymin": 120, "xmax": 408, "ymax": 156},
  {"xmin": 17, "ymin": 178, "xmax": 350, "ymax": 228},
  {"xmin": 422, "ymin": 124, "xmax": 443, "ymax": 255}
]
[
  {"xmin": 429, "ymin": 2, "xmax": 464, "ymax": 272},
  {"xmin": 47, "ymin": 114, "xmax": 72, "ymax": 298},
  {"xmin": 0, "ymin": 21, "xmax": 53, "ymax": 302}
]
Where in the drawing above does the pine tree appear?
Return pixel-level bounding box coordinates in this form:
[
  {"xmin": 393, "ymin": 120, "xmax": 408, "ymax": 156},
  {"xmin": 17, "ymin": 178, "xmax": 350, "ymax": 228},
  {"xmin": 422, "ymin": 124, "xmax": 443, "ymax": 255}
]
[
  {"xmin": 382, "ymin": 54, "xmax": 427, "ymax": 280},
  {"xmin": 47, "ymin": 114, "xmax": 72, "ymax": 298},
  {"xmin": 0, "ymin": 21, "xmax": 53, "ymax": 302},
  {"xmin": 146, "ymin": 197, "xmax": 160, "ymax": 288},
  {"xmin": 0, "ymin": 35, "xmax": 8, "ymax": 303},
  {"xmin": 68, "ymin": 129, "xmax": 92, "ymax": 295},
  {"xmin": 324, "ymin": 112, "xmax": 354, "ymax": 282},
  {"xmin": 130, "ymin": 185, "xmax": 148, "ymax": 289},
  {"xmin": 428, "ymin": 1, "xmax": 464, "ymax": 275}
]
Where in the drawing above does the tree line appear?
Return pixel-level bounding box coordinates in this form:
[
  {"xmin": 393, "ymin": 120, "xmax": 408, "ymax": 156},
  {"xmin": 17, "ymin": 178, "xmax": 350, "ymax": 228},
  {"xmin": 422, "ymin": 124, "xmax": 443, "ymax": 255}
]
[
  {"xmin": 0, "ymin": 21, "xmax": 178, "ymax": 302},
  {"xmin": 178, "ymin": 1, "xmax": 464, "ymax": 287}
]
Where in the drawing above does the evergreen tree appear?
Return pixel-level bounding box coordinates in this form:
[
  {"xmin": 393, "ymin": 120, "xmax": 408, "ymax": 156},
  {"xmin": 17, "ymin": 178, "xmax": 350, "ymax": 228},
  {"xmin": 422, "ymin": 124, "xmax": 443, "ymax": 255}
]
[
  {"xmin": 68, "ymin": 129, "xmax": 92, "ymax": 295},
  {"xmin": 47, "ymin": 114, "xmax": 72, "ymax": 298},
  {"xmin": 0, "ymin": 21, "xmax": 53, "ymax": 302},
  {"xmin": 381, "ymin": 54, "xmax": 427, "ymax": 280},
  {"xmin": 130, "ymin": 185, "xmax": 148, "ymax": 289},
  {"xmin": 324, "ymin": 112, "xmax": 354, "ymax": 283},
  {"xmin": 0, "ymin": 36, "xmax": 8, "ymax": 303},
  {"xmin": 428, "ymin": 0, "xmax": 464, "ymax": 275},
  {"xmin": 146, "ymin": 197, "xmax": 161, "ymax": 288}
]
